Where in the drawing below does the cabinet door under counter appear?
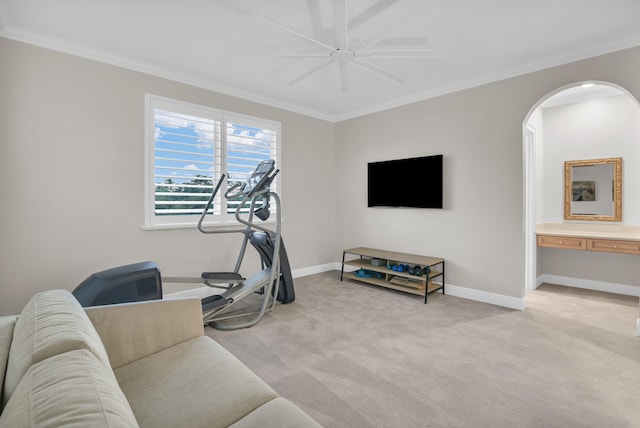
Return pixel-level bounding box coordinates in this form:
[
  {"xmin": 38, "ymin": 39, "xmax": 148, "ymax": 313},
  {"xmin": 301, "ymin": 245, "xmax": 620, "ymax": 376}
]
[
  {"xmin": 586, "ymin": 238, "xmax": 640, "ymax": 255},
  {"xmin": 536, "ymin": 224, "xmax": 640, "ymax": 255},
  {"xmin": 537, "ymin": 235, "xmax": 586, "ymax": 250}
]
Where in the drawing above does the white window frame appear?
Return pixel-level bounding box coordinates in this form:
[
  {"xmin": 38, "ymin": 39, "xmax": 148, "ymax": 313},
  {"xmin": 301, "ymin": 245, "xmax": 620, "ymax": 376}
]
[{"xmin": 144, "ymin": 94, "xmax": 281, "ymax": 229}]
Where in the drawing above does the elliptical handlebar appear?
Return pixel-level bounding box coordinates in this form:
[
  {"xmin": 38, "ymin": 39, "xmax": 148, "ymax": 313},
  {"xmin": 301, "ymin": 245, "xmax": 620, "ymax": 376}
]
[
  {"xmin": 224, "ymin": 180, "xmax": 243, "ymax": 199},
  {"xmin": 198, "ymin": 159, "xmax": 279, "ymax": 234},
  {"xmin": 246, "ymin": 168, "xmax": 279, "ymax": 199},
  {"xmin": 197, "ymin": 173, "xmax": 226, "ymax": 233},
  {"xmin": 230, "ymin": 160, "xmax": 277, "ymax": 199}
]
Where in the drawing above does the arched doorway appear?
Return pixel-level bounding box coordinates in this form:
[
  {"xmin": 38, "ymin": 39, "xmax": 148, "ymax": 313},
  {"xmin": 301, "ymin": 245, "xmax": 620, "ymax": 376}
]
[{"xmin": 522, "ymin": 81, "xmax": 640, "ymax": 312}]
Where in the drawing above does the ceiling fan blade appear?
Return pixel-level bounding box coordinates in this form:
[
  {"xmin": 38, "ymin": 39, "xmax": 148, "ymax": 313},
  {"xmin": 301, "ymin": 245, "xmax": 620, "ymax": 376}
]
[
  {"xmin": 255, "ymin": 16, "xmax": 336, "ymax": 52},
  {"xmin": 271, "ymin": 53, "xmax": 329, "ymax": 59},
  {"xmin": 339, "ymin": 61, "xmax": 349, "ymax": 92},
  {"xmin": 358, "ymin": 48, "xmax": 446, "ymax": 59},
  {"xmin": 373, "ymin": 37, "xmax": 428, "ymax": 48},
  {"xmin": 332, "ymin": 0, "xmax": 348, "ymax": 50},
  {"xmin": 215, "ymin": 0, "xmax": 252, "ymax": 16},
  {"xmin": 348, "ymin": 0, "xmax": 400, "ymax": 32},
  {"xmin": 217, "ymin": 0, "xmax": 335, "ymax": 53},
  {"xmin": 352, "ymin": 58, "xmax": 404, "ymax": 84},
  {"xmin": 289, "ymin": 59, "xmax": 334, "ymax": 86},
  {"xmin": 356, "ymin": 2, "xmax": 437, "ymax": 50}
]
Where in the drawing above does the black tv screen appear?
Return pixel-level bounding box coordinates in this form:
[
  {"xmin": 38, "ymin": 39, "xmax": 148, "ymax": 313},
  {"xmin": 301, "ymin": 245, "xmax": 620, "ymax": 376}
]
[{"xmin": 368, "ymin": 155, "xmax": 443, "ymax": 208}]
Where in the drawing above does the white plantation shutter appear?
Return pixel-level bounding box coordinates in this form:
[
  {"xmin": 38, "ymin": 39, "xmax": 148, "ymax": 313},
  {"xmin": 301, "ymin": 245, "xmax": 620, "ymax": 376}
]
[
  {"xmin": 225, "ymin": 114, "xmax": 278, "ymax": 214},
  {"xmin": 153, "ymin": 109, "xmax": 221, "ymax": 216},
  {"xmin": 145, "ymin": 95, "xmax": 280, "ymax": 228}
]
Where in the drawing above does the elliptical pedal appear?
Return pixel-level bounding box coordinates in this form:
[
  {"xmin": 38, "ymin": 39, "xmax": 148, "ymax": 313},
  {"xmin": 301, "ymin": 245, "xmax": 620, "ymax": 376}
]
[
  {"xmin": 201, "ymin": 272, "xmax": 244, "ymax": 281},
  {"xmin": 201, "ymin": 294, "xmax": 227, "ymax": 311}
]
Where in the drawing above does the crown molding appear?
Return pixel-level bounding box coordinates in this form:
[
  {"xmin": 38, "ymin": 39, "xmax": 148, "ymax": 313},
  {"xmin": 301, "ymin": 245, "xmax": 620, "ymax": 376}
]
[
  {"xmin": 0, "ymin": 25, "xmax": 337, "ymax": 123},
  {"xmin": 3, "ymin": 23, "xmax": 640, "ymax": 124},
  {"xmin": 334, "ymin": 32, "xmax": 640, "ymax": 121},
  {"xmin": 540, "ymin": 86, "xmax": 623, "ymax": 109}
]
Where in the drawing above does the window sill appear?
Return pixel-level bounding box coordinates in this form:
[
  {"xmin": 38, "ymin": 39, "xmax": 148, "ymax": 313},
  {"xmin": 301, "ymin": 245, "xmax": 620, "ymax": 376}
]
[{"xmin": 141, "ymin": 219, "xmax": 278, "ymax": 231}]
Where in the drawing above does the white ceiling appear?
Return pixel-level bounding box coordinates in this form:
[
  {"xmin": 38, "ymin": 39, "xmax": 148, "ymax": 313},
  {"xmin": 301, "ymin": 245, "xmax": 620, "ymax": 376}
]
[{"xmin": 2, "ymin": 0, "xmax": 640, "ymax": 122}]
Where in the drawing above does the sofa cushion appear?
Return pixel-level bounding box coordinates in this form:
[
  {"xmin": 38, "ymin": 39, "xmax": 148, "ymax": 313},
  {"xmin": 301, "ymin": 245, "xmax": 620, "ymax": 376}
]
[
  {"xmin": 3, "ymin": 289, "xmax": 113, "ymax": 406},
  {"xmin": 229, "ymin": 397, "xmax": 323, "ymax": 428},
  {"xmin": 85, "ymin": 297, "xmax": 204, "ymax": 369},
  {"xmin": 114, "ymin": 336, "xmax": 279, "ymax": 428},
  {"xmin": 0, "ymin": 316, "xmax": 17, "ymax": 410},
  {"xmin": 0, "ymin": 349, "xmax": 139, "ymax": 427}
]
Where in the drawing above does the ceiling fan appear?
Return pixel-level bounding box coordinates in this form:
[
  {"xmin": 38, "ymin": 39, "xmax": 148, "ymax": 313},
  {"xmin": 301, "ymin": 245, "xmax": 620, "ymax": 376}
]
[{"xmin": 218, "ymin": 0, "xmax": 445, "ymax": 92}]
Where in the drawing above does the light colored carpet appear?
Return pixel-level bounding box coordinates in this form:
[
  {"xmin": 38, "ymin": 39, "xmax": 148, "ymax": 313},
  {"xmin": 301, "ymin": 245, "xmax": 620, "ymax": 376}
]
[{"xmin": 206, "ymin": 271, "xmax": 640, "ymax": 427}]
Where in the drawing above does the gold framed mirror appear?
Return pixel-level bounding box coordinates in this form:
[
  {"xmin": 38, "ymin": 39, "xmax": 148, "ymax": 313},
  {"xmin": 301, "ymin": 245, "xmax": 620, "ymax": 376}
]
[{"xmin": 564, "ymin": 157, "xmax": 622, "ymax": 222}]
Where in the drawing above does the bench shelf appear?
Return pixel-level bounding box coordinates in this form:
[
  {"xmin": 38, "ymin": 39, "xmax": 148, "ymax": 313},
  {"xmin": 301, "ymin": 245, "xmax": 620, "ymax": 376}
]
[{"xmin": 340, "ymin": 247, "xmax": 445, "ymax": 303}]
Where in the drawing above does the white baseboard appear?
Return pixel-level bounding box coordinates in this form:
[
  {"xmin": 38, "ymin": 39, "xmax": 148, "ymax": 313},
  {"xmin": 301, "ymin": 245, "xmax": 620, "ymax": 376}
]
[
  {"xmin": 537, "ymin": 274, "xmax": 640, "ymax": 297},
  {"xmin": 294, "ymin": 263, "xmax": 526, "ymax": 310},
  {"xmin": 164, "ymin": 285, "xmax": 219, "ymax": 299},
  {"xmin": 164, "ymin": 263, "xmax": 338, "ymax": 299},
  {"xmin": 291, "ymin": 263, "xmax": 337, "ymax": 278},
  {"xmin": 444, "ymin": 284, "xmax": 526, "ymax": 310},
  {"xmin": 165, "ymin": 265, "xmax": 637, "ymax": 325}
]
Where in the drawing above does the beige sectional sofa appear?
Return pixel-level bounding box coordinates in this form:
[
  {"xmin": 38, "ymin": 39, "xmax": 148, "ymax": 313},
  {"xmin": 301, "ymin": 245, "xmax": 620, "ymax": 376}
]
[{"xmin": 0, "ymin": 289, "xmax": 321, "ymax": 427}]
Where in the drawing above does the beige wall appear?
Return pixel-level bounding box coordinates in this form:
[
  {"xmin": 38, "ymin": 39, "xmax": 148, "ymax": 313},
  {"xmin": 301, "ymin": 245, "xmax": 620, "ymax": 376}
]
[
  {"xmin": 0, "ymin": 38, "xmax": 336, "ymax": 315},
  {"xmin": 334, "ymin": 46, "xmax": 640, "ymax": 300},
  {"xmin": 2, "ymin": 36, "xmax": 640, "ymax": 315}
]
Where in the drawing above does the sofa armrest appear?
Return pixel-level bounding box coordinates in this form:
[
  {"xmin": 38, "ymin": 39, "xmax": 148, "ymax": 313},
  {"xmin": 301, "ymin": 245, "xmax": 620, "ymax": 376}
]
[
  {"xmin": 85, "ymin": 298, "xmax": 204, "ymax": 369},
  {"xmin": 0, "ymin": 316, "xmax": 18, "ymax": 410}
]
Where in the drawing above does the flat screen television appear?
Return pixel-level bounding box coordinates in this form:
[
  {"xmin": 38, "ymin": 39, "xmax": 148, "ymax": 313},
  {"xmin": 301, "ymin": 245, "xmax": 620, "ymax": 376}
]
[{"xmin": 368, "ymin": 154, "xmax": 443, "ymax": 208}]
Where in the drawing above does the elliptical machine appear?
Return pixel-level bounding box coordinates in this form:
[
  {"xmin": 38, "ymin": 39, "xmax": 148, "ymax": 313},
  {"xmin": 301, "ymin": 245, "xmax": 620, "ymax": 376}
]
[{"xmin": 169, "ymin": 159, "xmax": 295, "ymax": 330}]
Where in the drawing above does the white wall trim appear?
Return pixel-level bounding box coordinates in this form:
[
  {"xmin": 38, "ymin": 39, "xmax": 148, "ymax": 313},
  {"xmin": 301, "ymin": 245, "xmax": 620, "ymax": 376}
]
[
  {"xmin": 164, "ymin": 286, "xmax": 218, "ymax": 300},
  {"xmin": 291, "ymin": 263, "xmax": 337, "ymax": 278},
  {"xmin": 294, "ymin": 263, "xmax": 526, "ymax": 310},
  {"xmin": 444, "ymin": 283, "xmax": 526, "ymax": 310},
  {"xmin": 170, "ymin": 266, "xmax": 636, "ymax": 312},
  {"xmin": 159, "ymin": 267, "xmax": 640, "ymax": 335},
  {"xmin": 523, "ymin": 123, "xmax": 537, "ymax": 292},
  {"xmin": 537, "ymin": 274, "xmax": 640, "ymax": 297},
  {"xmin": 4, "ymin": 24, "xmax": 640, "ymax": 123},
  {"xmin": 165, "ymin": 263, "xmax": 337, "ymax": 299},
  {"xmin": 0, "ymin": 26, "xmax": 336, "ymax": 123}
]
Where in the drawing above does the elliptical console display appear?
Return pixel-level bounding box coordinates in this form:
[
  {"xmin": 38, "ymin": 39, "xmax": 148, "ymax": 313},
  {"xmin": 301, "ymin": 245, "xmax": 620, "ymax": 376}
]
[{"xmin": 225, "ymin": 159, "xmax": 277, "ymax": 199}]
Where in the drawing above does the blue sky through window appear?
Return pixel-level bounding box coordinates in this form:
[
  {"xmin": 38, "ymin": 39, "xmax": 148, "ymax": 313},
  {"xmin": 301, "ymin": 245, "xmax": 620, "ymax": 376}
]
[
  {"xmin": 226, "ymin": 122, "xmax": 273, "ymax": 181},
  {"xmin": 154, "ymin": 109, "xmax": 215, "ymax": 187},
  {"xmin": 154, "ymin": 109, "xmax": 275, "ymax": 188}
]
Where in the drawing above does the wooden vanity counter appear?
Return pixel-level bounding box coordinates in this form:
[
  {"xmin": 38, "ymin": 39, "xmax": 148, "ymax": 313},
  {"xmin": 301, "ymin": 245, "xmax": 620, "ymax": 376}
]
[{"xmin": 536, "ymin": 223, "xmax": 640, "ymax": 255}]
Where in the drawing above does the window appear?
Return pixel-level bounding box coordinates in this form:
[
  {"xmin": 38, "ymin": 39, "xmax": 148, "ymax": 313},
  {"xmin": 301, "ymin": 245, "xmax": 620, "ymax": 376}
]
[{"xmin": 144, "ymin": 95, "xmax": 280, "ymax": 228}]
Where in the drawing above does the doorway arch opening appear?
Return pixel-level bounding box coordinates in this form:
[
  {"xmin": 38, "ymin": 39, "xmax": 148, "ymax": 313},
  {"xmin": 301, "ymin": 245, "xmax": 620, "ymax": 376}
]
[{"xmin": 522, "ymin": 81, "xmax": 640, "ymax": 304}]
